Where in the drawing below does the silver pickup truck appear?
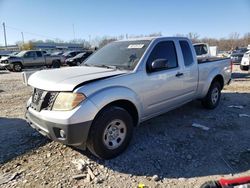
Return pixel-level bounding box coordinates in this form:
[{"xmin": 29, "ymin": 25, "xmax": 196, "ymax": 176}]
[
  {"xmin": 25, "ymin": 37, "xmax": 232, "ymax": 159},
  {"xmin": 0, "ymin": 50, "xmax": 61, "ymax": 72}
]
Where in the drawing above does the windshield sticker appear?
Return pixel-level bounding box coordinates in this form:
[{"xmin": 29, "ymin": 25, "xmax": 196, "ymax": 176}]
[{"xmin": 128, "ymin": 44, "xmax": 144, "ymax": 49}]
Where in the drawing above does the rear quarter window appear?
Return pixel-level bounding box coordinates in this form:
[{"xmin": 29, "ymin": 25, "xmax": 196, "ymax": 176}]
[{"xmin": 179, "ymin": 41, "xmax": 194, "ymax": 66}]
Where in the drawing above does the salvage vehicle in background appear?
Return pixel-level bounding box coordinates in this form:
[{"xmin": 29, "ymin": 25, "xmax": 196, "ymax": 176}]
[
  {"xmin": 193, "ymin": 43, "xmax": 218, "ymax": 59},
  {"xmin": 25, "ymin": 37, "xmax": 232, "ymax": 159},
  {"xmin": 0, "ymin": 50, "xmax": 62, "ymax": 72},
  {"xmin": 240, "ymin": 50, "xmax": 250, "ymax": 71},
  {"xmin": 65, "ymin": 51, "xmax": 93, "ymax": 66}
]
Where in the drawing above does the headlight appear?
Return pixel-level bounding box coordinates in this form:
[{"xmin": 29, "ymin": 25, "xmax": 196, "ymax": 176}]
[
  {"xmin": 3, "ymin": 60, "xmax": 8, "ymax": 64},
  {"xmin": 52, "ymin": 92, "xmax": 86, "ymax": 111}
]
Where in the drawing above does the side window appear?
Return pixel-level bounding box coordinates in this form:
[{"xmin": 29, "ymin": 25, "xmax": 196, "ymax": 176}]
[
  {"xmin": 147, "ymin": 41, "xmax": 178, "ymax": 72},
  {"xmin": 25, "ymin": 51, "xmax": 35, "ymax": 58},
  {"xmin": 179, "ymin": 41, "xmax": 194, "ymax": 66},
  {"xmin": 36, "ymin": 51, "xmax": 43, "ymax": 57}
]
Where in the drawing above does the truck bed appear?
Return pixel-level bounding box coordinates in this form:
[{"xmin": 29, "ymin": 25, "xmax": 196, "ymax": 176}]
[{"xmin": 198, "ymin": 57, "xmax": 230, "ymax": 64}]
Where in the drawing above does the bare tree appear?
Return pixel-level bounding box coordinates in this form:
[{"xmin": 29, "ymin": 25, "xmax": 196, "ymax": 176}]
[
  {"xmin": 186, "ymin": 32, "xmax": 200, "ymax": 43},
  {"xmin": 229, "ymin": 32, "xmax": 240, "ymax": 50}
]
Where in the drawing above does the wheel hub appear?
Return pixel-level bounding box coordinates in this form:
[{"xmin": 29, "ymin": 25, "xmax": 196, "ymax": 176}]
[
  {"xmin": 211, "ymin": 87, "xmax": 219, "ymax": 104},
  {"xmin": 103, "ymin": 119, "xmax": 127, "ymax": 150}
]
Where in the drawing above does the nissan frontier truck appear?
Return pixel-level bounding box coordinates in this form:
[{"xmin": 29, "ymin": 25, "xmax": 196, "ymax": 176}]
[{"xmin": 25, "ymin": 37, "xmax": 232, "ymax": 159}]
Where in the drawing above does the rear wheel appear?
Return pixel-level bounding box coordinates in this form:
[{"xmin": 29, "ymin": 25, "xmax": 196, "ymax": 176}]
[
  {"xmin": 52, "ymin": 60, "xmax": 61, "ymax": 68},
  {"xmin": 202, "ymin": 81, "xmax": 221, "ymax": 109},
  {"xmin": 87, "ymin": 106, "xmax": 133, "ymax": 159},
  {"xmin": 12, "ymin": 63, "xmax": 23, "ymax": 72}
]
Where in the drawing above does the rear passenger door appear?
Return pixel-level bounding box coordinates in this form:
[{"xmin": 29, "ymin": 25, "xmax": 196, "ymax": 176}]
[
  {"xmin": 142, "ymin": 40, "xmax": 186, "ymax": 118},
  {"xmin": 179, "ymin": 40, "xmax": 199, "ymax": 100}
]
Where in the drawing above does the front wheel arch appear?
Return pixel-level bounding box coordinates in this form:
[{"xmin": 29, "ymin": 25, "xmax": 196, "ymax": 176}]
[
  {"xmin": 11, "ymin": 62, "xmax": 23, "ymax": 72},
  {"xmin": 212, "ymin": 75, "xmax": 224, "ymax": 90},
  {"xmin": 87, "ymin": 106, "xmax": 134, "ymax": 159},
  {"xmin": 93, "ymin": 99, "xmax": 139, "ymax": 127}
]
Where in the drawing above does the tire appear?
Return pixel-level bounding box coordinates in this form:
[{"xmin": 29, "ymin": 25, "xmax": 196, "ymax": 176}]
[
  {"xmin": 200, "ymin": 181, "xmax": 220, "ymax": 188},
  {"xmin": 12, "ymin": 63, "xmax": 23, "ymax": 72},
  {"xmin": 52, "ymin": 60, "xmax": 61, "ymax": 68},
  {"xmin": 87, "ymin": 106, "xmax": 134, "ymax": 159},
  {"xmin": 240, "ymin": 65, "xmax": 249, "ymax": 71},
  {"xmin": 202, "ymin": 81, "xmax": 221, "ymax": 109},
  {"xmin": 76, "ymin": 61, "xmax": 81, "ymax": 66}
]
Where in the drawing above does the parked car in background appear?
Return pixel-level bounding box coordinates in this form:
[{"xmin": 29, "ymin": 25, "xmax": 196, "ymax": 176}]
[
  {"xmin": 230, "ymin": 52, "xmax": 244, "ymax": 64},
  {"xmin": 25, "ymin": 37, "xmax": 231, "ymax": 159},
  {"xmin": 240, "ymin": 50, "xmax": 250, "ymax": 71},
  {"xmin": 230, "ymin": 48, "xmax": 248, "ymax": 64},
  {"xmin": 62, "ymin": 51, "xmax": 84, "ymax": 64},
  {"xmin": 0, "ymin": 50, "xmax": 62, "ymax": 72},
  {"xmin": 51, "ymin": 51, "xmax": 64, "ymax": 56},
  {"xmin": 65, "ymin": 51, "xmax": 93, "ymax": 66}
]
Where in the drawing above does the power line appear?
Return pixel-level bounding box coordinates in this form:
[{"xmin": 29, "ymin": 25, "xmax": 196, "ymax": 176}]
[{"xmin": 5, "ymin": 25, "xmax": 58, "ymax": 40}]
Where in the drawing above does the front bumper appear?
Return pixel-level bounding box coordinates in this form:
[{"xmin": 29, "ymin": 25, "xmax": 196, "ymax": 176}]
[
  {"xmin": 25, "ymin": 108, "xmax": 92, "ymax": 149},
  {"xmin": 0, "ymin": 63, "xmax": 11, "ymax": 69}
]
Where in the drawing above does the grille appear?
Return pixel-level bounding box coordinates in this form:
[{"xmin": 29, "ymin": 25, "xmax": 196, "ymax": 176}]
[{"xmin": 30, "ymin": 88, "xmax": 58, "ymax": 111}]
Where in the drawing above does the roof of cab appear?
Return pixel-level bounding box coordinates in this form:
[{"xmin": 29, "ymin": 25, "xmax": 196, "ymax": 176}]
[{"xmin": 116, "ymin": 36, "xmax": 190, "ymax": 42}]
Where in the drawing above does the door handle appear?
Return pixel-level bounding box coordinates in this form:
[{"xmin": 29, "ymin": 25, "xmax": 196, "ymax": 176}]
[{"xmin": 176, "ymin": 72, "xmax": 184, "ymax": 77}]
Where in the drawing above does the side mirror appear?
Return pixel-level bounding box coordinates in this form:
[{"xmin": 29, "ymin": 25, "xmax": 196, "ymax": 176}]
[{"xmin": 149, "ymin": 59, "xmax": 168, "ymax": 72}]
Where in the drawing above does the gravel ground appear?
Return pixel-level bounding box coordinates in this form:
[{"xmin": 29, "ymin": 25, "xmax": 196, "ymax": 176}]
[{"xmin": 0, "ymin": 65, "xmax": 250, "ymax": 188}]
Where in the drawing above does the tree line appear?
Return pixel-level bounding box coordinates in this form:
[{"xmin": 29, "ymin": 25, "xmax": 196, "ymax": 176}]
[{"xmin": 16, "ymin": 32, "xmax": 250, "ymax": 51}]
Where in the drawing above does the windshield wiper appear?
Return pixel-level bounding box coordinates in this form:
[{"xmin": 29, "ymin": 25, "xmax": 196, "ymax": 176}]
[{"xmin": 94, "ymin": 64, "xmax": 117, "ymax": 70}]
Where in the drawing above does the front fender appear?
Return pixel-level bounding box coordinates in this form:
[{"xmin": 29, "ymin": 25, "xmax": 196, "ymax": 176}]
[{"xmin": 87, "ymin": 86, "xmax": 143, "ymax": 122}]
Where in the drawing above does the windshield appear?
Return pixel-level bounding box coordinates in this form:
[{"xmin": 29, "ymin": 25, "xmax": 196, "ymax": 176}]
[
  {"xmin": 62, "ymin": 51, "xmax": 72, "ymax": 56},
  {"xmin": 15, "ymin": 51, "xmax": 27, "ymax": 57},
  {"xmin": 51, "ymin": 52, "xmax": 62, "ymax": 56},
  {"xmin": 83, "ymin": 40, "xmax": 151, "ymax": 70},
  {"xmin": 74, "ymin": 52, "xmax": 85, "ymax": 58}
]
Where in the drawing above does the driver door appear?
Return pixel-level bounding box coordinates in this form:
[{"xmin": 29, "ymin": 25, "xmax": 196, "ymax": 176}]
[
  {"xmin": 23, "ymin": 51, "xmax": 37, "ymax": 67},
  {"xmin": 140, "ymin": 40, "xmax": 185, "ymax": 119}
]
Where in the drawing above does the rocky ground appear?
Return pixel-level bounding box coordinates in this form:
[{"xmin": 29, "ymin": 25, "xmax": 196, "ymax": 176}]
[{"xmin": 0, "ymin": 65, "xmax": 250, "ymax": 188}]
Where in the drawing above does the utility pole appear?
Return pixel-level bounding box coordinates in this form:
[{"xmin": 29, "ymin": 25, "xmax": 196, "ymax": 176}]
[
  {"xmin": 21, "ymin": 32, "xmax": 24, "ymax": 44},
  {"xmin": 2, "ymin": 22, "xmax": 7, "ymax": 50},
  {"xmin": 72, "ymin": 24, "xmax": 76, "ymax": 41}
]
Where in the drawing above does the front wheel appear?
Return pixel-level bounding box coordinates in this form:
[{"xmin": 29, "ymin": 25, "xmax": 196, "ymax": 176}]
[
  {"xmin": 201, "ymin": 81, "xmax": 221, "ymax": 109},
  {"xmin": 76, "ymin": 61, "xmax": 81, "ymax": 66},
  {"xmin": 87, "ymin": 106, "xmax": 134, "ymax": 159},
  {"xmin": 12, "ymin": 63, "xmax": 23, "ymax": 72}
]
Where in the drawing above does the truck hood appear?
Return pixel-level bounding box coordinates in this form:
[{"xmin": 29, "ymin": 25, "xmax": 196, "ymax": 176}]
[
  {"xmin": 28, "ymin": 66, "xmax": 128, "ymax": 91},
  {"xmin": 0, "ymin": 56, "xmax": 9, "ymax": 61},
  {"xmin": 3, "ymin": 56, "xmax": 21, "ymax": 61}
]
